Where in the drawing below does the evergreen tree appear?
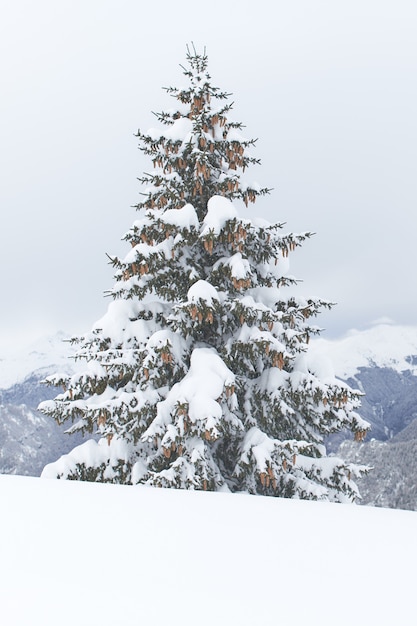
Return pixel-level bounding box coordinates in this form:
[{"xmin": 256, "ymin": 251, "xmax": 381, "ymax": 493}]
[{"xmin": 40, "ymin": 46, "xmax": 370, "ymax": 501}]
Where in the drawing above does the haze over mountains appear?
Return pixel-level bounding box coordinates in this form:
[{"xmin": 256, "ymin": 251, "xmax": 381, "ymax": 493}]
[{"xmin": 1, "ymin": 323, "xmax": 417, "ymax": 509}]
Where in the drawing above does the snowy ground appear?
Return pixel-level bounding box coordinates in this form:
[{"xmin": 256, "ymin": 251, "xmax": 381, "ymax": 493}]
[{"xmin": 1, "ymin": 475, "xmax": 415, "ymax": 626}]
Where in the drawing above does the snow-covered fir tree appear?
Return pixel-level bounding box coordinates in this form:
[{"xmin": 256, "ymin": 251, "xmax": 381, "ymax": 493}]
[{"xmin": 40, "ymin": 46, "xmax": 370, "ymax": 501}]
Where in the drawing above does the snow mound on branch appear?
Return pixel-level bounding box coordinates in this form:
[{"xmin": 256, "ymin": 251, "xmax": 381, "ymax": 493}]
[
  {"xmin": 146, "ymin": 328, "xmax": 186, "ymax": 364},
  {"xmin": 160, "ymin": 203, "xmax": 199, "ymax": 229},
  {"xmin": 172, "ymin": 348, "xmax": 233, "ymax": 403},
  {"xmin": 258, "ymin": 366, "xmax": 288, "ymax": 393},
  {"xmin": 201, "ymin": 195, "xmax": 238, "ymax": 236},
  {"xmin": 145, "ymin": 347, "xmax": 235, "ymax": 441},
  {"xmin": 147, "ymin": 117, "xmax": 193, "ymax": 142},
  {"xmin": 91, "ymin": 300, "xmax": 171, "ymax": 349},
  {"xmin": 187, "ymin": 280, "xmax": 220, "ymax": 306},
  {"xmin": 41, "ymin": 437, "xmax": 131, "ymax": 479},
  {"xmin": 171, "ymin": 348, "xmax": 234, "ymax": 426},
  {"xmin": 228, "ymin": 252, "xmax": 251, "ymax": 280},
  {"xmin": 175, "ymin": 348, "xmax": 235, "ymax": 410},
  {"xmin": 294, "ymin": 352, "xmax": 337, "ymax": 384},
  {"xmin": 242, "ymin": 427, "xmax": 276, "ymax": 469},
  {"xmin": 188, "ymin": 346, "xmax": 234, "ymax": 388},
  {"xmin": 123, "ymin": 241, "xmax": 155, "ymax": 262},
  {"xmin": 92, "ymin": 299, "xmax": 136, "ymax": 337}
]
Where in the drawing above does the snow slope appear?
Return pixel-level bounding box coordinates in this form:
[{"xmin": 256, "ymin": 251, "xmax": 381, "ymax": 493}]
[{"xmin": 1, "ymin": 474, "xmax": 415, "ymax": 626}]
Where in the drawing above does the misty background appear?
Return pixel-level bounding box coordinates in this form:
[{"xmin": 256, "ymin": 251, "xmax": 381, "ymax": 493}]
[{"xmin": 1, "ymin": 0, "xmax": 416, "ymax": 351}]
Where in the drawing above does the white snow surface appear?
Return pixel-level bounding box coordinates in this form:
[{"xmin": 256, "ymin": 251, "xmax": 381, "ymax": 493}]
[
  {"xmin": 310, "ymin": 323, "xmax": 417, "ymax": 379},
  {"xmin": 1, "ymin": 474, "xmax": 415, "ymax": 626}
]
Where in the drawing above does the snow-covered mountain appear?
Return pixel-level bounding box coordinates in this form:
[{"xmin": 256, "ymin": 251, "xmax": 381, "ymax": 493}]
[
  {"xmin": 310, "ymin": 323, "xmax": 417, "ymax": 441},
  {"xmin": 0, "ymin": 378, "xmax": 87, "ymax": 476},
  {"xmin": 0, "ymin": 333, "xmax": 86, "ymax": 476},
  {"xmin": 0, "ymin": 331, "xmax": 79, "ymax": 389},
  {"xmin": 310, "ymin": 322, "xmax": 417, "ymax": 380},
  {"xmin": 1, "ymin": 474, "xmax": 415, "ymax": 626},
  {"xmin": 309, "ymin": 323, "xmax": 417, "ymax": 510}
]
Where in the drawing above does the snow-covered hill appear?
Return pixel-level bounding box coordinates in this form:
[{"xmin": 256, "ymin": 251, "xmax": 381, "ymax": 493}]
[{"xmin": 1, "ymin": 474, "xmax": 415, "ymax": 626}]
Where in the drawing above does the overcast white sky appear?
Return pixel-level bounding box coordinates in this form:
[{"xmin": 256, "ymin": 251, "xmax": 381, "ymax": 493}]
[{"xmin": 1, "ymin": 0, "xmax": 416, "ymax": 349}]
